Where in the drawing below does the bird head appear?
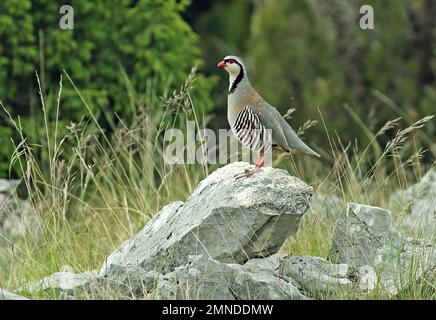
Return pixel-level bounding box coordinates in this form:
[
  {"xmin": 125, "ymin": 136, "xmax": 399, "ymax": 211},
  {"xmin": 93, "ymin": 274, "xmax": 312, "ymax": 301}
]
[{"xmin": 217, "ymin": 55, "xmax": 245, "ymax": 76}]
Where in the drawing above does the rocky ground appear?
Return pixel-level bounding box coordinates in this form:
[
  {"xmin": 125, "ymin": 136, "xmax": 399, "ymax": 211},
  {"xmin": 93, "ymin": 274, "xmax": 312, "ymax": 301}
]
[{"xmin": 1, "ymin": 163, "xmax": 435, "ymax": 300}]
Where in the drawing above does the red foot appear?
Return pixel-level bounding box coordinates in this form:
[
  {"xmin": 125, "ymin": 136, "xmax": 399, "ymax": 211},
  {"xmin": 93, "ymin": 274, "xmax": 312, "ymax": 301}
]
[{"xmin": 234, "ymin": 154, "xmax": 265, "ymax": 179}]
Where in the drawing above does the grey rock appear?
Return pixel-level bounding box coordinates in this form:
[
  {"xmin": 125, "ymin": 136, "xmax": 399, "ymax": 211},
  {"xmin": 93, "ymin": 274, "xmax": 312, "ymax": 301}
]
[
  {"xmin": 329, "ymin": 203, "xmax": 397, "ymax": 267},
  {"xmin": 152, "ymin": 252, "xmax": 353, "ymax": 299},
  {"xmin": 329, "ymin": 203, "xmax": 436, "ymax": 295},
  {"xmin": 0, "ymin": 199, "xmax": 41, "ymax": 271},
  {"xmin": 243, "ymin": 253, "xmax": 286, "ymax": 276},
  {"xmin": 0, "ymin": 179, "xmax": 18, "ymax": 193},
  {"xmin": 0, "ymin": 288, "xmax": 29, "ymax": 300},
  {"xmin": 0, "ymin": 200, "xmax": 40, "ymax": 240},
  {"xmin": 22, "ymin": 270, "xmax": 99, "ymax": 299},
  {"xmin": 0, "ymin": 193, "xmax": 5, "ymax": 208},
  {"xmin": 1, "ymin": 179, "xmax": 40, "ymax": 266},
  {"xmin": 153, "ymin": 255, "xmax": 307, "ymax": 300},
  {"xmin": 243, "ymin": 254, "xmax": 353, "ymax": 297},
  {"xmin": 154, "ymin": 256, "xmax": 236, "ymax": 300},
  {"xmin": 390, "ymin": 169, "xmax": 436, "ymax": 238},
  {"xmin": 100, "ymin": 162, "xmax": 313, "ymax": 283},
  {"xmin": 355, "ymin": 265, "xmax": 377, "ymax": 293},
  {"xmin": 102, "ymin": 264, "xmax": 163, "ymax": 298},
  {"xmin": 242, "ymin": 253, "xmax": 303, "ymax": 290},
  {"xmin": 279, "ymin": 256, "xmax": 352, "ymax": 296},
  {"xmin": 231, "ymin": 265, "xmax": 305, "ymax": 300}
]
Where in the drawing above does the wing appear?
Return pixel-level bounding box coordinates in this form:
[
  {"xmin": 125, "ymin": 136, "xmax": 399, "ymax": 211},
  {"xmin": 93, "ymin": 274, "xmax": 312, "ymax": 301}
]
[
  {"xmin": 232, "ymin": 106, "xmax": 272, "ymax": 153},
  {"xmin": 249, "ymin": 102, "xmax": 321, "ymax": 157}
]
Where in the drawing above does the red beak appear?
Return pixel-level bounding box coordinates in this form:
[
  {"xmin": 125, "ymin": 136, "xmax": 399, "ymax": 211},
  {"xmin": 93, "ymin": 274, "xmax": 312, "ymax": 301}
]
[{"xmin": 217, "ymin": 60, "xmax": 226, "ymax": 68}]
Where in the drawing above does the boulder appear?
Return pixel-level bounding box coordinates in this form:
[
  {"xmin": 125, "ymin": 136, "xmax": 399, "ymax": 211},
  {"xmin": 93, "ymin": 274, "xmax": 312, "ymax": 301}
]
[
  {"xmin": 329, "ymin": 203, "xmax": 436, "ymax": 295},
  {"xmin": 0, "ymin": 180, "xmax": 41, "ymax": 271},
  {"xmin": 0, "ymin": 288, "xmax": 29, "ymax": 300},
  {"xmin": 150, "ymin": 254, "xmax": 354, "ymax": 300},
  {"xmin": 100, "ymin": 162, "xmax": 313, "ymax": 283},
  {"xmin": 0, "ymin": 179, "xmax": 17, "ymax": 193},
  {"xmin": 22, "ymin": 271, "xmax": 99, "ymax": 299},
  {"xmin": 278, "ymin": 256, "xmax": 352, "ymax": 296},
  {"xmin": 152, "ymin": 255, "xmax": 307, "ymax": 300},
  {"xmin": 101, "ymin": 265, "xmax": 164, "ymax": 298},
  {"xmin": 0, "ymin": 200, "xmax": 39, "ymax": 240},
  {"xmin": 390, "ymin": 169, "xmax": 436, "ymax": 238},
  {"xmin": 0, "ymin": 179, "xmax": 13, "ymax": 224}
]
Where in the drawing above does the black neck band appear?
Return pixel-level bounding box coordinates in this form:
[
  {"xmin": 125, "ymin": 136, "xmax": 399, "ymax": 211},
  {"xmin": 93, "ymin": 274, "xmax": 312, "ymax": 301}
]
[{"xmin": 229, "ymin": 62, "xmax": 244, "ymax": 94}]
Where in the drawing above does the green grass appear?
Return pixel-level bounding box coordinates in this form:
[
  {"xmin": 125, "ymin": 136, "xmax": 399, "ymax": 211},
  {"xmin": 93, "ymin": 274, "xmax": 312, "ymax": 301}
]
[{"xmin": 0, "ymin": 70, "xmax": 435, "ymax": 300}]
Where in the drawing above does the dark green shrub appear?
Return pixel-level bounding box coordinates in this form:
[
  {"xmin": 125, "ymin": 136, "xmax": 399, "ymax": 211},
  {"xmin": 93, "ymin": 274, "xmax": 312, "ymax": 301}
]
[{"xmin": 0, "ymin": 0, "xmax": 214, "ymax": 177}]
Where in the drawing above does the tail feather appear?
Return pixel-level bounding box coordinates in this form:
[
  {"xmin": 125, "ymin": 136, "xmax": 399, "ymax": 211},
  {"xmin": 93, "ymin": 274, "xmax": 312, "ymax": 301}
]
[
  {"xmin": 276, "ymin": 114, "xmax": 321, "ymax": 158},
  {"xmin": 274, "ymin": 143, "xmax": 321, "ymax": 158}
]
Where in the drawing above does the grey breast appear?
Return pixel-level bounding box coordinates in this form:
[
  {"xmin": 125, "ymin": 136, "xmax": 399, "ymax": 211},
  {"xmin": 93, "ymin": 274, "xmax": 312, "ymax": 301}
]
[{"xmin": 231, "ymin": 106, "xmax": 272, "ymax": 153}]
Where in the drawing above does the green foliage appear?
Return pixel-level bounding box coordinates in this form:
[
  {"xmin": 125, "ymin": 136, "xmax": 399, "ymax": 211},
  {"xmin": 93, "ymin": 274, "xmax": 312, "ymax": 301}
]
[{"xmin": 0, "ymin": 0, "xmax": 214, "ymax": 177}]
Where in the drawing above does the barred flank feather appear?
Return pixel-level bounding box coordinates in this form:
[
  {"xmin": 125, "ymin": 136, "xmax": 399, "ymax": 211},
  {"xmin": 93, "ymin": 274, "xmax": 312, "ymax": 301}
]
[{"xmin": 233, "ymin": 106, "xmax": 272, "ymax": 153}]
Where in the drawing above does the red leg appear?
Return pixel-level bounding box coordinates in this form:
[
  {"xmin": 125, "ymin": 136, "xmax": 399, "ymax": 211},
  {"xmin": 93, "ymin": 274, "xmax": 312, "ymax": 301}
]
[{"xmin": 254, "ymin": 154, "xmax": 265, "ymax": 170}]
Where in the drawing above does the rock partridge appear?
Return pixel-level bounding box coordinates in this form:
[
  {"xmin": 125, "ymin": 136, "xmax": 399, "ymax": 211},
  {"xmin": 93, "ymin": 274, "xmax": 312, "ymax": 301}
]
[{"xmin": 217, "ymin": 55, "xmax": 320, "ymax": 178}]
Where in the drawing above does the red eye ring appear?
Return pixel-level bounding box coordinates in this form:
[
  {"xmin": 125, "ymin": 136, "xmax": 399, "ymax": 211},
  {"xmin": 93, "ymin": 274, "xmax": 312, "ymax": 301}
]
[{"xmin": 227, "ymin": 59, "xmax": 235, "ymax": 64}]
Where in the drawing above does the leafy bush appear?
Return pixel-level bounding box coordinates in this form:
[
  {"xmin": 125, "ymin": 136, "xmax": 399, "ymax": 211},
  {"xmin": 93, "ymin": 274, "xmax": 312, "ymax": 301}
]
[{"xmin": 0, "ymin": 0, "xmax": 214, "ymax": 177}]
